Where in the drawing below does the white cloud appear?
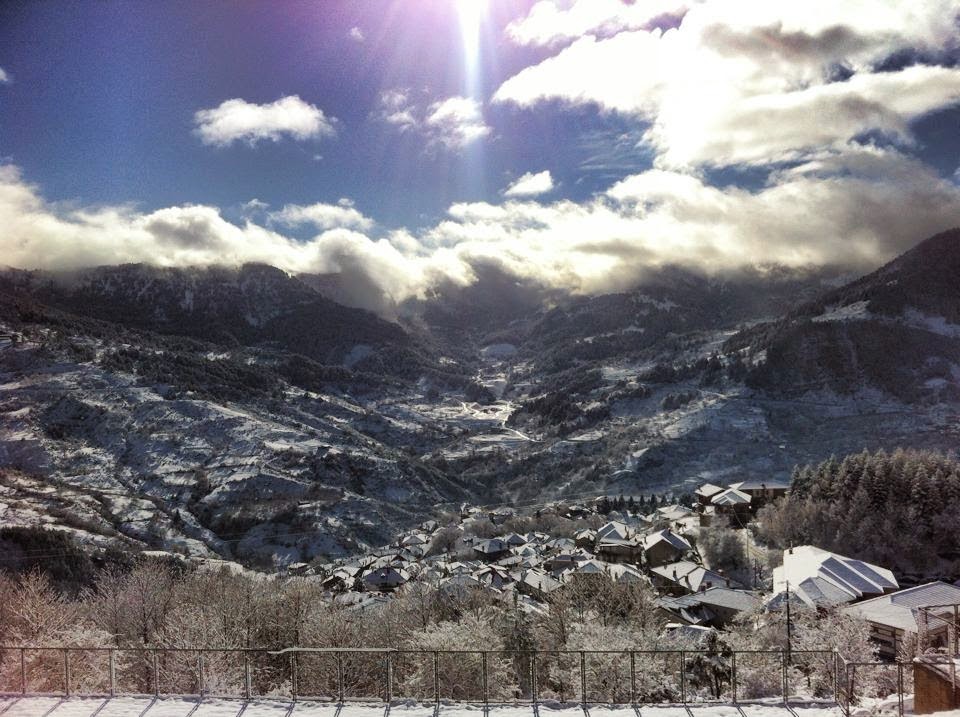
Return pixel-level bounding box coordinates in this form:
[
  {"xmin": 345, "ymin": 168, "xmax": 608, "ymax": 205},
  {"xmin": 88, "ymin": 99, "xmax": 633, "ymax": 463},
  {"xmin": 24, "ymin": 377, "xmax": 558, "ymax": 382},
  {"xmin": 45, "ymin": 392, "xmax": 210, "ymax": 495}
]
[
  {"xmin": 4, "ymin": 144, "xmax": 960, "ymax": 309},
  {"xmin": 496, "ymin": 0, "xmax": 960, "ymax": 168},
  {"xmin": 349, "ymin": 26, "xmax": 364, "ymax": 42},
  {"xmin": 375, "ymin": 89, "xmax": 419, "ymax": 132},
  {"xmin": 504, "ymin": 170, "xmax": 555, "ymax": 197},
  {"xmin": 506, "ymin": 0, "xmax": 690, "ymax": 46},
  {"xmin": 269, "ymin": 202, "xmax": 374, "ymax": 231},
  {"xmin": 424, "ymin": 96, "xmax": 491, "ymax": 149},
  {"xmin": 194, "ymin": 95, "xmax": 335, "ymax": 147},
  {"xmin": 0, "ymin": 67, "xmax": 9, "ymax": 84},
  {"xmin": 375, "ymin": 91, "xmax": 491, "ymax": 151}
]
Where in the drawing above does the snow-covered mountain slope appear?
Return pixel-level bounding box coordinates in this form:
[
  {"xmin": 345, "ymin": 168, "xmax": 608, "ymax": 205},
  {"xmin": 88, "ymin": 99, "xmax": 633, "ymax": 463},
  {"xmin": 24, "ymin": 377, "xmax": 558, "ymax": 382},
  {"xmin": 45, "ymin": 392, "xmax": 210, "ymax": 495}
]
[{"xmin": 727, "ymin": 229, "xmax": 960, "ymax": 402}]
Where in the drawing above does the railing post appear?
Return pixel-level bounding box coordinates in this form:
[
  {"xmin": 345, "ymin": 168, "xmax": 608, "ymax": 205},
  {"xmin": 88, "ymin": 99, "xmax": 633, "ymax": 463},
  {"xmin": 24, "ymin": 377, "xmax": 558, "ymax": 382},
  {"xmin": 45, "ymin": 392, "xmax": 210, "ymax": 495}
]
[
  {"xmin": 290, "ymin": 653, "xmax": 298, "ymax": 702},
  {"xmin": 20, "ymin": 648, "xmax": 26, "ymax": 695},
  {"xmin": 197, "ymin": 651, "xmax": 204, "ymax": 697},
  {"xmin": 63, "ymin": 648, "xmax": 71, "ymax": 697},
  {"xmin": 109, "ymin": 649, "xmax": 116, "ymax": 697},
  {"xmin": 244, "ymin": 653, "xmax": 251, "ymax": 700},
  {"xmin": 731, "ymin": 651, "xmax": 737, "ymax": 703},
  {"xmin": 386, "ymin": 652, "xmax": 393, "ymax": 703},
  {"xmin": 433, "ymin": 650, "xmax": 440, "ymax": 706},
  {"xmin": 782, "ymin": 649, "xmax": 789, "ymax": 703},
  {"xmin": 897, "ymin": 661, "xmax": 904, "ymax": 717},
  {"xmin": 337, "ymin": 651, "xmax": 344, "ymax": 703},
  {"xmin": 482, "ymin": 652, "xmax": 488, "ymax": 707},
  {"xmin": 630, "ymin": 650, "xmax": 636, "ymax": 704},
  {"xmin": 680, "ymin": 650, "xmax": 686, "ymax": 703},
  {"xmin": 580, "ymin": 650, "xmax": 587, "ymax": 706},
  {"xmin": 531, "ymin": 650, "xmax": 537, "ymax": 706},
  {"xmin": 153, "ymin": 649, "xmax": 160, "ymax": 697},
  {"xmin": 848, "ymin": 663, "xmax": 855, "ymax": 709}
]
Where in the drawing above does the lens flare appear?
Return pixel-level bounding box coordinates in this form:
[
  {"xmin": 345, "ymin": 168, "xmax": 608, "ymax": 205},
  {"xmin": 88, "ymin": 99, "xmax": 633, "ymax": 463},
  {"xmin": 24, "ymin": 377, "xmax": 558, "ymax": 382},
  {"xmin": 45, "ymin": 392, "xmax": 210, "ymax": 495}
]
[{"xmin": 457, "ymin": 0, "xmax": 487, "ymax": 98}]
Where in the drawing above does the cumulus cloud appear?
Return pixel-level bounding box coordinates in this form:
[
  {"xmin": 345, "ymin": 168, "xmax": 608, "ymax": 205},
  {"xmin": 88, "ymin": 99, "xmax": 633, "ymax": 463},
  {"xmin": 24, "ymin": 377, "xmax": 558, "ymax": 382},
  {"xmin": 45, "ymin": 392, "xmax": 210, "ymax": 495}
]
[
  {"xmin": 194, "ymin": 95, "xmax": 335, "ymax": 147},
  {"xmin": 425, "ymin": 96, "xmax": 491, "ymax": 149},
  {"xmin": 0, "ymin": 67, "xmax": 10, "ymax": 84},
  {"xmin": 495, "ymin": 0, "xmax": 960, "ymax": 168},
  {"xmin": 375, "ymin": 90, "xmax": 491, "ymax": 150},
  {"xmin": 349, "ymin": 26, "xmax": 364, "ymax": 42},
  {"xmin": 269, "ymin": 201, "xmax": 375, "ymax": 231},
  {"xmin": 504, "ymin": 170, "xmax": 555, "ymax": 197}
]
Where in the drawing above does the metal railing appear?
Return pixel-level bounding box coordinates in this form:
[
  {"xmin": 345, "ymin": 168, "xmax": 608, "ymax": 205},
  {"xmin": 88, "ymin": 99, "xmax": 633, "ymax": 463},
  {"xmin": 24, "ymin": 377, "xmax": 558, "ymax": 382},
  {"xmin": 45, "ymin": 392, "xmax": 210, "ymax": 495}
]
[{"xmin": 0, "ymin": 645, "xmax": 898, "ymax": 711}]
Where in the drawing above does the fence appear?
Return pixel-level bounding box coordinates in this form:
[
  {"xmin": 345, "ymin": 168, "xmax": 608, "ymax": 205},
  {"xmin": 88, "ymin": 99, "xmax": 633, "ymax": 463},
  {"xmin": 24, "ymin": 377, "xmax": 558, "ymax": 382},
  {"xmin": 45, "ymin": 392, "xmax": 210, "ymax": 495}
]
[{"xmin": 0, "ymin": 646, "xmax": 905, "ymax": 712}]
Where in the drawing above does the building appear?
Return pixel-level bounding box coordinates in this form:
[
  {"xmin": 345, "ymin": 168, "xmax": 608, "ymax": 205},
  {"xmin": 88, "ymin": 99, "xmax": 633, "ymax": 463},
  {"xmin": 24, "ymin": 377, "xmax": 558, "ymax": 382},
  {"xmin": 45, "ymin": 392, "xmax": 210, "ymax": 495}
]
[
  {"xmin": 694, "ymin": 483, "xmax": 724, "ymax": 508},
  {"xmin": 710, "ymin": 488, "xmax": 752, "ymax": 518},
  {"xmin": 727, "ymin": 480, "xmax": 790, "ymax": 508},
  {"xmin": 650, "ymin": 560, "xmax": 739, "ymax": 596},
  {"xmin": 658, "ymin": 587, "xmax": 760, "ymax": 627},
  {"xmin": 842, "ymin": 581, "xmax": 960, "ymax": 659},
  {"xmin": 473, "ymin": 538, "xmax": 510, "ymax": 562},
  {"xmin": 642, "ymin": 529, "xmax": 693, "ymax": 567},
  {"xmin": 362, "ymin": 566, "xmax": 410, "ymax": 592},
  {"xmin": 772, "ymin": 545, "xmax": 898, "ymax": 608}
]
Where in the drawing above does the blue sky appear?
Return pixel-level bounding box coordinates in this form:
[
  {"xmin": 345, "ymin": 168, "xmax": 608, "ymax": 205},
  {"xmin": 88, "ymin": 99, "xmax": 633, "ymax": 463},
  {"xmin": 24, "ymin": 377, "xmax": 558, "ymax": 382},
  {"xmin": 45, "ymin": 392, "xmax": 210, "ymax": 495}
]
[{"xmin": 3, "ymin": 0, "xmax": 960, "ymax": 308}]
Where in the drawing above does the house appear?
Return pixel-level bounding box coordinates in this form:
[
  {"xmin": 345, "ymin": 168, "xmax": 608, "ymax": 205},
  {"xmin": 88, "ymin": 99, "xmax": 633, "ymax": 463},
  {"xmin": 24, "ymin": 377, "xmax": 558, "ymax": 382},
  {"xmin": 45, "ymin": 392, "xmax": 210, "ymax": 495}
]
[
  {"xmin": 573, "ymin": 529, "xmax": 596, "ymax": 549},
  {"xmin": 516, "ymin": 569, "xmax": 563, "ymax": 600},
  {"xmin": 362, "ymin": 566, "xmax": 410, "ymax": 592},
  {"xmin": 695, "ymin": 484, "xmax": 724, "ymax": 508},
  {"xmin": 475, "ymin": 565, "xmax": 515, "ymax": 590},
  {"xmin": 595, "ymin": 537, "xmax": 643, "ymax": 564},
  {"xmin": 842, "ymin": 581, "xmax": 960, "ymax": 659},
  {"xmin": 772, "ymin": 545, "xmax": 898, "ymax": 608},
  {"xmin": 650, "ymin": 560, "xmax": 738, "ymax": 596},
  {"xmin": 607, "ymin": 563, "xmax": 646, "ymax": 585},
  {"xmin": 504, "ymin": 533, "xmax": 527, "ymax": 547},
  {"xmin": 597, "ymin": 521, "xmax": 631, "ymax": 541},
  {"xmin": 473, "ymin": 538, "xmax": 510, "ymax": 562},
  {"xmin": 727, "ymin": 480, "xmax": 790, "ymax": 509},
  {"xmin": 544, "ymin": 551, "xmax": 588, "ymax": 573},
  {"xmin": 710, "ymin": 488, "xmax": 752, "ymax": 518},
  {"xmin": 658, "ymin": 587, "xmax": 760, "ymax": 627},
  {"xmin": 642, "ymin": 529, "xmax": 693, "ymax": 567}
]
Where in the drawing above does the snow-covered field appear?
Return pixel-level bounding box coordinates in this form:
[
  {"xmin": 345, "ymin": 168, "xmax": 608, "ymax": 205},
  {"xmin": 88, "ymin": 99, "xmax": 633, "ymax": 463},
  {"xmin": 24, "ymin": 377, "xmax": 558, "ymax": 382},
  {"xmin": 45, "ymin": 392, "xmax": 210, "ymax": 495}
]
[{"xmin": 0, "ymin": 697, "xmax": 845, "ymax": 717}]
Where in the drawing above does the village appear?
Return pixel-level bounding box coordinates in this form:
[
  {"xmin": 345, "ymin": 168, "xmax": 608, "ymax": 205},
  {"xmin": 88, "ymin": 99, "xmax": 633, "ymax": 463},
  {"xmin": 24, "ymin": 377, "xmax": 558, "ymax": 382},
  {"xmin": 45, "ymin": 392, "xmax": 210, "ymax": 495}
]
[{"xmin": 300, "ymin": 478, "xmax": 960, "ymax": 695}]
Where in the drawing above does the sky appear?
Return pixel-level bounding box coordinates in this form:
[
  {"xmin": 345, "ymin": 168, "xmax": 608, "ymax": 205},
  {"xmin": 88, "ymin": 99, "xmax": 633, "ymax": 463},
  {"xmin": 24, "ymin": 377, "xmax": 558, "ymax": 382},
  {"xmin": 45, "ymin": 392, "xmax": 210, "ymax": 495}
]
[{"xmin": 3, "ymin": 0, "xmax": 960, "ymax": 308}]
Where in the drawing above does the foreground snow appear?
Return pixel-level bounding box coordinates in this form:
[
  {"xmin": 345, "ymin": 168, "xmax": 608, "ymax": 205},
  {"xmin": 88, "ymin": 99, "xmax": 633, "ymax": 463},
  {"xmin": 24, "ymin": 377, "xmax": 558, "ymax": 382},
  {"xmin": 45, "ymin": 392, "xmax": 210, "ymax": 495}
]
[{"xmin": 0, "ymin": 697, "xmax": 844, "ymax": 717}]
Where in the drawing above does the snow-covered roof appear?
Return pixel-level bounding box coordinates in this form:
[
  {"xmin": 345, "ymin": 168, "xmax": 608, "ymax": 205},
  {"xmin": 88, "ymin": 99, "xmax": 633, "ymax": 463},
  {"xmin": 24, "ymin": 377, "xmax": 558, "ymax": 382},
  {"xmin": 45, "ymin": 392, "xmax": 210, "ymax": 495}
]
[
  {"xmin": 711, "ymin": 488, "xmax": 751, "ymax": 506},
  {"xmin": 642, "ymin": 529, "xmax": 692, "ymax": 552},
  {"xmin": 597, "ymin": 520, "xmax": 630, "ymax": 540},
  {"xmin": 772, "ymin": 545, "xmax": 898, "ymax": 608},
  {"xmin": 842, "ymin": 581, "xmax": 960, "ymax": 632},
  {"xmin": 695, "ymin": 483, "xmax": 724, "ymax": 498},
  {"xmin": 651, "ymin": 561, "xmax": 734, "ymax": 591}
]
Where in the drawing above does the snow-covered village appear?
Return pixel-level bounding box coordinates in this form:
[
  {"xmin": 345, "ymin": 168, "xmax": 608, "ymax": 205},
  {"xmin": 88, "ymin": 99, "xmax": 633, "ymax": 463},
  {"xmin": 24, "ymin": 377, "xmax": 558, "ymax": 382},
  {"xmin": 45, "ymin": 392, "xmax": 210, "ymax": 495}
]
[{"xmin": 9, "ymin": 0, "xmax": 960, "ymax": 716}]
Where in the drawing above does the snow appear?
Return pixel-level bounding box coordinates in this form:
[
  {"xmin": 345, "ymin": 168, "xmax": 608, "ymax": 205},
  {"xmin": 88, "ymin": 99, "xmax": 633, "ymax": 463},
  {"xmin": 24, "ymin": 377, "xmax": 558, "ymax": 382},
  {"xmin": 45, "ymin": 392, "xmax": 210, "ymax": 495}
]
[
  {"xmin": 481, "ymin": 344, "xmax": 518, "ymax": 361},
  {"xmin": 903, "ymin": 309, "xmax": 960, "ymax": 338},
  {"xmin": 811, "ymin": 301, "xmax": 870, "ymax": 323},
  {"xmin": 0, "ymin": 698, "xmax": 846, "ymax": 717}
]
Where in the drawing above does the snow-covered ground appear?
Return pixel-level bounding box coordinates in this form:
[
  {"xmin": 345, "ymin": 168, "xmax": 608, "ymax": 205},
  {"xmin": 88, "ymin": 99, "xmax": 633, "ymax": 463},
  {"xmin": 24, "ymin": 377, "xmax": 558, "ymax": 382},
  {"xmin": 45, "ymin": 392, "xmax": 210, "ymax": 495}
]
[{"xmin": 0, "ymin": 697, "xmax": 844, "ymax": 717}]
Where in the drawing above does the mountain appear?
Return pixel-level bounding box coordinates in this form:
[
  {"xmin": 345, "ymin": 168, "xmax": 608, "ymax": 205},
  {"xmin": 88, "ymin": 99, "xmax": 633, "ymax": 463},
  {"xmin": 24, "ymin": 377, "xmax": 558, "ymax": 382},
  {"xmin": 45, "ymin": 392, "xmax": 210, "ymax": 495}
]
[
  {"xmin": 728, "ymin": 229, "xmax": 960, "ymax": 402},
  {"xmin": 0, "ymin": 263, "xmax": 455, "ymax": 382},
  {"xmin": 4, "ymin": 235, "xmax": 960, "ymax": 570}
]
